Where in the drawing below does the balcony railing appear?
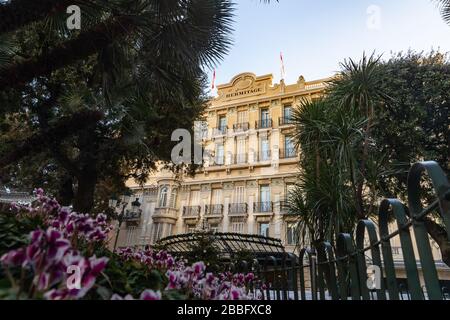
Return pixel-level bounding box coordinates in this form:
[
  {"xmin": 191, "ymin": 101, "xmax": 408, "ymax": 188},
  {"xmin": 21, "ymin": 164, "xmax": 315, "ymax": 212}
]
[
  {"xmin": 255, "ymin": 119, "xmax": 273, "ymax": 130},
  {"xmin": 213, "ymin": 156, "xmax": 225, "ymax": 166},
  {"xmin": 279, "ymin": 200, "xmax": 291, "ymax": 214},
  {"xmin": 234, "ymin": 153, "xmax": 248, "ymax": 165},
  {"xmin": 228, "ymin": 203, "xmax": 248, "ymax": 215},
  {"xmin": 205, "ymin": 204, "xmax": 224, "ymax": 216},
  {"xmin": 259, "ymin": 150, "xmax": 272, "ymax": 162},
  {"xmin": 183, "ymin": 206, "xmax": 201, "ymax": 218},
  {"xmin": 253, "ymin": 202, "xmax": 273, "ymax": 214},
  {"xmin": 153, "ymin": 207, "xmax": 178, "ymax": 219},
  {"xmin": 233, "ymin": 122, "xmax": 250, "ymax": 132},
  {"xmin": 279, "ymin": 117, "xmax": 294, "ymax": 126},
  {"xmin": 212, "ymin": 126, "xmax": 228, "ymax": 136},
  {"xmin": 280, "ymin": 148, "xmax": 297, "ymax": 159}
]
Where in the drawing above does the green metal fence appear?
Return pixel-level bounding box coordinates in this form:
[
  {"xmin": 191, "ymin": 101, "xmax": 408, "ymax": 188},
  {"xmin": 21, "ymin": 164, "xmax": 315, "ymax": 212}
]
[{"xmin": 236, "ymin": 161, "xmax": 450, "ymax": 300}]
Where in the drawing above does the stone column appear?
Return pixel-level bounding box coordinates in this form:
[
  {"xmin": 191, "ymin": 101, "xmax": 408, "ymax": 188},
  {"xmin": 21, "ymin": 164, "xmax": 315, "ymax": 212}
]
[
  {"xmin": 223, "ymin": 196, "xmax": 230, "ymax": 232},
  {"xmin": 248, "ymin": 194, "xmax": 254, "ymax": 234}
]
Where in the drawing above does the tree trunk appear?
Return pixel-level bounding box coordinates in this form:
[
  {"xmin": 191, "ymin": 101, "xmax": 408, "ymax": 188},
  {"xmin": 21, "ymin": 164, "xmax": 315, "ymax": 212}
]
[
  {"xmin": 57, "ymin": 175, "xmax": 74, "ymax": 207},
  {"xmin": 73, "ymin": 172, "xmax": 97, "ymax": 213}
]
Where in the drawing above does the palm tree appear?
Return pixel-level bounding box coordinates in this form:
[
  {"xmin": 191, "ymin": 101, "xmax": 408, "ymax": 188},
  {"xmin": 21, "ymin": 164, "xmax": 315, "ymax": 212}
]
[
  {"xmin": 327, "ymin": 52, "xmax": 389, "ymax": 219},
  {"xmin": 0, "ymin": 0, "xmax": 235, "ymax": 89},
  {"xmin": 437, "ymin": 0, "xmax": 450, "ymax": 24}
]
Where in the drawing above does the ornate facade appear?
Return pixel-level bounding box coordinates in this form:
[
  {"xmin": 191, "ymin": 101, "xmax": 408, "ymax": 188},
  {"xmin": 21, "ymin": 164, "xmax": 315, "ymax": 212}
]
[{"xmin": 114, "ymin": 72, "xmax": 327, "ymax": 251}]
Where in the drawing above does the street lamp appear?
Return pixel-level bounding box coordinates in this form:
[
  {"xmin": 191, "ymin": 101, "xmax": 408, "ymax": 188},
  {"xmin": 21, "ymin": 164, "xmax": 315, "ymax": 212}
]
[
  {"xmin": 110, "ymin": 195, "xmax": 143, "ymax": 252},
  {"xmin": 111, "ymin": 194, "xmax": 131, "ymax": 252},
  {"xmin": 131, "ymin": 198, "xmax": 142, "ymax": 216}
]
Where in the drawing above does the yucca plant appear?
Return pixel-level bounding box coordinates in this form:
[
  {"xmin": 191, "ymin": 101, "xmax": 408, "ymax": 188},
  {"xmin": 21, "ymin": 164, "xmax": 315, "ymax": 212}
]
[
  {"xmin": 327, "ymin": 52, "xmax": 389, "ymax": 219},
  {"xmin": 288, "ymin": 99, "xmax": 362, "ymax": 247}
]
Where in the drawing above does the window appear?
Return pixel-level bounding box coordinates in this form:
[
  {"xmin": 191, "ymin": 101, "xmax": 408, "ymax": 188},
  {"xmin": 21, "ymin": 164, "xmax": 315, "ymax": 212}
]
[
  {"xmin": 237, "ymin": 110, "xmax": 248, "ymax": 124},
  {"xmin": 152, "ymin": 223, "xmax": 163, "ymax": 244},
  {"xmin": 260, "ymin": 109, "xmax": 271, "ymax": 128},
  {"xmin": 234, "ymin": 186, "xmax": 246, "ymax": 204},
  {"xmin": 218, "ymin": 115, "xmax": 227, "ymax": 131},
  {"xmin": 158, "ymin": 187, "xmax": 168, "ymax": 208},
  {"xmin": 259, "ymin": 223, "xmax": 270, "ymax": 237},
  {"xmin": 286, "ymin": 222, "xmax": 298, "ymax": 245},
  {"xmin": 236, "ymin": 138, "xmax": 247, "ymax": 164},
  {"xmin": 216, "ymin": 144, "xmax": 225, "ymax": 165},
  {"xmin": 169, "ymin": 188, "xmax": 178, "ymax": 208},
  {"xmin": 284, "ymin": 136, "xmax": 295, "ymax": 158},
  {"xmin": 212, "ymin": 189, "xmax": 222, "ymax": 205},
  {"xmin": 260, "ymin": 137, "xmax": 270, "ymax": 161},
  {"xmin": 190, "ymin": 190, "xmax": 200, "ymax": 205},
  {"xmin": 261, "ymin": 109, "xmax": 270, "ymax": 121},
  {"xmin": 231, "ymin": 221, "xmax": 245, "ymax": 234},
  {"xmin": 283, "ymin": 106, "xmax": 293, "ymax": 121},
  {"xmin": 260, "ymin": 185, "xmax": 271, "ymax": 203},
  {"xmin": 285, "ymin": 184, "xmax": 296, "ymax": 201}
]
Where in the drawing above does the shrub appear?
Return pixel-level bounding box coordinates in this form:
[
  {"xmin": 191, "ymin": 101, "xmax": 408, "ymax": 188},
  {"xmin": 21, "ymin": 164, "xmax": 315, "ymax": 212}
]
[{"xmin": 0, "ymin": 190, "xmax": 259, "ymax": 300}]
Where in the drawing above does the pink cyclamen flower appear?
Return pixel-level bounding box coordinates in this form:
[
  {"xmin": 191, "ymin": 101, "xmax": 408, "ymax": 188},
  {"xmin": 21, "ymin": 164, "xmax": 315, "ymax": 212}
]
[
  {"xmin": 111, "ymin": 294, "xmax": 135, "ymax": 300},
  {"xmin": 0, "ymin": 248, "xmax": 26, "ymax": 267},
  {"xmin": 193, "ymin": 261, "xmax": 206, "ymax": 275},
  {"xmin": 140, "ymin": 290, "xmax": 162, "ymax": 300}
]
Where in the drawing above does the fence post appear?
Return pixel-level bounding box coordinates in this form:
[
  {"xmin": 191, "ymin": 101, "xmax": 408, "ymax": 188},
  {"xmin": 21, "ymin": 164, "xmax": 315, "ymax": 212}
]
[
  {"xmin": 337, "ymin": 234, "xmax": 361, "ymax": 300},
  {"xmin": 287, "ymin": 253, "xmax": 299, "ymax": 300},
  {"xmin": 408, "ymin": 162, "xmax": 449, "ymax": 300}
]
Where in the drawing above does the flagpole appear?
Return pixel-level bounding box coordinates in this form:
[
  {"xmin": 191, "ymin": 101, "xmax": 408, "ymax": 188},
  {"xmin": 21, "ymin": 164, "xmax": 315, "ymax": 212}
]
[{"xmin": 280, "ymin": 52, "xmax": 286, "ymax": 81}]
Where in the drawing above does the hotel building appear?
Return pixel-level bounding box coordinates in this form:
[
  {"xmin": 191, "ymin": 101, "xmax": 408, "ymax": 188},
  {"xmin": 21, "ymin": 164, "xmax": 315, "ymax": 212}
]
[
  {"xmin": 113, "ymin": 73, "xmax": 449, "ymax": 284},
  {"xmin": 115, "ymin": 72, "xmax": 327, "ymax": 251}
]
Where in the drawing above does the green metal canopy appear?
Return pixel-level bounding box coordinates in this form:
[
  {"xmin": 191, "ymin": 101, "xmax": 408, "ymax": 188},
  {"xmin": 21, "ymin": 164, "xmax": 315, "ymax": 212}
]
[{"xmin": 157, "ymin": 232, "xmax": 286, "ymax": 260}]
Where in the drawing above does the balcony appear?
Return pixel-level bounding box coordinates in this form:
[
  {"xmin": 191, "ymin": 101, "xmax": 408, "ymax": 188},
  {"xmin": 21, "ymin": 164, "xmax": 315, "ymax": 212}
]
[
  {"xmin": 212, "ymin": 156, "xmax": 225, "ymax": 167},
  {"xmin": 154, "ymin": 207, "xmax": 178, "ymax": 220},
  {"xmin": 280, "ymin": 148, "xmax": 297, "ymax": 159},
  {"xmin": 205, "ymin": 204, "xmax": 224, "ymax": 217},
  {"xmin": 279, "ymin": 201, "xmax": 292, "ymax": 215},
  {"xmin": 255, "ymin": 119, "xmax": 273, "ymax": 130},
  {"xmin": 279, "ymin": 117, "xmax": 294, "ymax": 126},
  {"xmin": 258, "ymin": 150, "xmax": 272, "ymax": 162},
  {"xmin": 228, "ymin": 203, "xmax": 248, "ymax": 216},
  {"xmin": 253, "ymin": 202, "xmax": 274, "ymax": 214},
  {"xmin": 233, "ymin": 122, "xmax": 250, "ymax": 132},
  {"xmin": 234, "ymin": 153, "xmax": 248, "ymax": 165},
  {"xmin": 183, "ymin": 206, "xmax": 201, "ymax": 219},
  {"xmin": 212, "ymin": 126, "xmax": 228, "ymax": 137}
]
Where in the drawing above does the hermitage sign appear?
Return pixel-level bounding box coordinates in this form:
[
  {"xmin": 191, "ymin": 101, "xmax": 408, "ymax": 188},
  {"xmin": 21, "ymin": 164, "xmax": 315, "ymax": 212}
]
[{"xmin": 217, "ymin": 73, "xmax": 270, "ymax": 102}]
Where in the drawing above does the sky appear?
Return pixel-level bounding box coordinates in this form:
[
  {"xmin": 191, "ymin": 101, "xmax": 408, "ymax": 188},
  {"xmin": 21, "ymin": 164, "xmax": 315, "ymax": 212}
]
[{"xmin": 210, "ymin": 0, "xmax": 450, "ymax": 93}]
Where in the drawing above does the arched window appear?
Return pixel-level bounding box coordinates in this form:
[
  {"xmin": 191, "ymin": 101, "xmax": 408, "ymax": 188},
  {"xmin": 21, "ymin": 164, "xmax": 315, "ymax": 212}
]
[
  {"xmin": 159, "ymin": 187, "xmax": 168, "ymax": 208},
  {"xmin": 169, "ymin": 188, "xmax": 178, "ymax": 209}
]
